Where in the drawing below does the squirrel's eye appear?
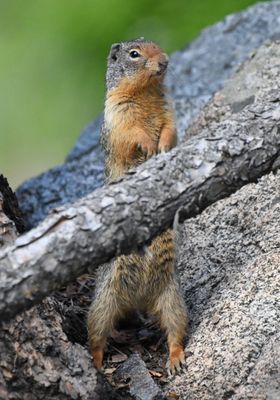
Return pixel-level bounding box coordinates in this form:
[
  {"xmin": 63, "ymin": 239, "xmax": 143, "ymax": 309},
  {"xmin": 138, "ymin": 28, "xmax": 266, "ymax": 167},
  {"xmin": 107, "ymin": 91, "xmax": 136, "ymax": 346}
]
[{"xmin": 129, "ymin": 50, "xmax": 140, "ymax": 59}]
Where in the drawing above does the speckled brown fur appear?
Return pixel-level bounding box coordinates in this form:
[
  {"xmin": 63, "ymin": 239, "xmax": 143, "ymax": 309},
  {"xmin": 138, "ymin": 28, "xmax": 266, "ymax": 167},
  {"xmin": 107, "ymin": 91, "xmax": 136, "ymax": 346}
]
[{"xmin": 87, "ymin": 38, "xmax": 187, "ymax": 374}]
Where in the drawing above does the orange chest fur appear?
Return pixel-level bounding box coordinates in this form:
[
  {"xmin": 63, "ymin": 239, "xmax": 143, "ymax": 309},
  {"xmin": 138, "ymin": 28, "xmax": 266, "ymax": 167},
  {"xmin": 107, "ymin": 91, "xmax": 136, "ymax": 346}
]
[{"xmin": 105, "ymin": 94, "xmax": 166, "ymax": 143}]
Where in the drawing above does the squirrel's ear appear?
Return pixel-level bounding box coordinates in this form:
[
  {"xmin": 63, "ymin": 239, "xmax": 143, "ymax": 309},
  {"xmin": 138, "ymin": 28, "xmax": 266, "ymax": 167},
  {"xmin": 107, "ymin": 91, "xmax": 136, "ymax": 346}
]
[{"xmin": 110, "ymin": 43, "xmax": 121, "ymax": 61}]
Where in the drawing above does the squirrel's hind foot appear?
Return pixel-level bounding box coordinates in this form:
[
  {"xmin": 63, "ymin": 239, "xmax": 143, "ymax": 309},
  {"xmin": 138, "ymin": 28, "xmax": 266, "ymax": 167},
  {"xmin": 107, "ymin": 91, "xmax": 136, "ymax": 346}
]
[{"xmin": 166, "ymin": 343, "xmax": 186, "ymax": 376}]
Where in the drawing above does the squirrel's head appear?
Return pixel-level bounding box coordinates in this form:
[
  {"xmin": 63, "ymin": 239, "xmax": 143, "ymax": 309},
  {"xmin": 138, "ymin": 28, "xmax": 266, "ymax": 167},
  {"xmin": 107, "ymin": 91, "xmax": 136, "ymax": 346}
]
[{"xmin": 106, "ymin": 38, "xmax": 169, "ymax": 91}]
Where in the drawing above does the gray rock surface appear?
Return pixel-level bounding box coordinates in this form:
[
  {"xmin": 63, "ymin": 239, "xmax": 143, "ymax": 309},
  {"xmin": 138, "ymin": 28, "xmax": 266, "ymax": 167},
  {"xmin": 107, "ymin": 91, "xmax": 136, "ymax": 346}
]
[
  {"xmin": 187, "ymin": 40, "xmax": 280, "ymax": 140},
  {"xmin": 116, "ymin": 353, "xmax": 165, "ymax": 400},
  {"xmin": 166, "ymin": 172, "xmax": 280, "ymax": 399},
  {"xmin": 66, "ymin": 115, "xmax": 104, "ymax": 163},
  {"xmin": 17, "ymin": 150, "xmax": 104, "ymax": 230},
  {"xmin": 16, "ymin": 1, "xmax": 280, "ymax": 229},
  {"xmin": 168, "ymin": 0, "xmax": 280, "ymax": 138}
]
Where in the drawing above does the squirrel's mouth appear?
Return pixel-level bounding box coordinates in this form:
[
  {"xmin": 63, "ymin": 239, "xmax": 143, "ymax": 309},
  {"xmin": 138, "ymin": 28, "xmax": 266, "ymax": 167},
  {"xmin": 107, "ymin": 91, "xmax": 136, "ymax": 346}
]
[{"xmin": 156, "ymin": 61, "xmax": 168, "ymax": 75}]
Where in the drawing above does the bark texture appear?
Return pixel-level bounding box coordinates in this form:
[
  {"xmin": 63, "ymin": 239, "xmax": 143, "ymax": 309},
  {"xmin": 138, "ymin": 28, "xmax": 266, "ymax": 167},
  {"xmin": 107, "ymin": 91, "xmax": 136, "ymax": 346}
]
[
  {"xmin": 16, "ymin": 1, "xmax": 280, "ymax": 230},
  {"xmin": 0, "ymin": 192, "xmax": 17, "ymax": 248},
  {"xmin": 0, "ymin": 175, "xmax": 24, "ymax": 237}
]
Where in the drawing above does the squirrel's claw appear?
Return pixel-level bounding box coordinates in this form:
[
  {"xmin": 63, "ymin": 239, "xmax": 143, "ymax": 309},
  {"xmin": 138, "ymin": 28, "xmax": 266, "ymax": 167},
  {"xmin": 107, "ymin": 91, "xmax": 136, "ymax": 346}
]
[
  {"xmin": 158, "ymin": 143, "xmax": 172, "ymax": 154},
  {"xmin": 137, "ymin": 143, "xmax": 157, "ymax": 159},
  {"xmin": 166, "ymin": 348, "xmax": 186, "ymax": 376}
]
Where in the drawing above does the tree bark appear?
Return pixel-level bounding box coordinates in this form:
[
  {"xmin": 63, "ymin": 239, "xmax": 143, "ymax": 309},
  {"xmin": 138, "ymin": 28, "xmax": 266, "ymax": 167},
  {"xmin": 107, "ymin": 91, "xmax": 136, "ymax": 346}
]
[
  {"xmin": 0, "ymin": 175, "xmax": 25, "ymax": 238},
  {"xmin": 0, "ymin": 192, "xmax": 17, "ymax": 248},
  {"xmin": 0, "ymin": 86, "xmax": 280, "ymax": 323}
]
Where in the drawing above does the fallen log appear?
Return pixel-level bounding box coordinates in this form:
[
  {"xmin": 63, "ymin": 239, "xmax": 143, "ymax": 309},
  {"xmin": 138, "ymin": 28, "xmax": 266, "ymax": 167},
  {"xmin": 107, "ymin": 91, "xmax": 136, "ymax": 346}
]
[{"xmin": 0, "ymin": 86, "xmax": 280, "ymax": 323}]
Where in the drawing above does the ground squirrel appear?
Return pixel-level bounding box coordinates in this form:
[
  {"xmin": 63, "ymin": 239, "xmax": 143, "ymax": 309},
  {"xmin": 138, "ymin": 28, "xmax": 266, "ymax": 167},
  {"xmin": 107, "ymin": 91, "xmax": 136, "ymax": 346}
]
[{"xmin": 87, "ymin": 38, "xmax": 187, "ymax": 374}]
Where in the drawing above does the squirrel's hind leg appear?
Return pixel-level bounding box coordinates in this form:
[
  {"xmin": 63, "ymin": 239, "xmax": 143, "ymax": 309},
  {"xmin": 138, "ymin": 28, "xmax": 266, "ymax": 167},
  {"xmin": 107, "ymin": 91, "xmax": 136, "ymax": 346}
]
[
  {"xmin": 87, "ymin": 286, "xmax": 124, "ymax": 370},
  {"xmin": 149, "ymin": 281, "xmax": 188, "ymax": 375}
]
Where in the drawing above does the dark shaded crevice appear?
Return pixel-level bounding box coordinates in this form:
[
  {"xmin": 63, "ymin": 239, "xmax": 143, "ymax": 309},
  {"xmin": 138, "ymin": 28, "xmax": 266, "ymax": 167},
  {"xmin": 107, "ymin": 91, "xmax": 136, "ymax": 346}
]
[{"xmin": 0, "ymin": 174, "xmax": 25, "ymax": 233}]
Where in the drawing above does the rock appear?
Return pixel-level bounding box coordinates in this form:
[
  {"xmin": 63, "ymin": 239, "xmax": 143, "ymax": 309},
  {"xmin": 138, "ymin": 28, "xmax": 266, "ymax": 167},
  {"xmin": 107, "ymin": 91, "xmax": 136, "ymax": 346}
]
[
  {"xmin": 16, "ymin": 1, "xmax": 280, "ymax": 229},
  {"xmin": 115, "ymin": 353, "xmax": 165, "ymax": 400},
  {"xmin": 234, "ymin": 333, "xmax": 280, "ymax": 400},
  {"xmin": 0, "ymin": 298, "xmax": 119, "ymax": 400},
  {"xmin": 168, "ymin": 0, "xmax": 280, "ymax": 138},
  {"xmin": 16, "ymin": 150, "xmax": 104, "ymax": 230},
  {"xmin": 165, "ymin": 172, "xmax": 280, "ymax": 399},
  {"xmin": 66, "ymin": 114, "xmax": 104, "ymax": 163},
  {"xmin": 187, "ymin": 40, "xmax": 280, "ymax": 138}
]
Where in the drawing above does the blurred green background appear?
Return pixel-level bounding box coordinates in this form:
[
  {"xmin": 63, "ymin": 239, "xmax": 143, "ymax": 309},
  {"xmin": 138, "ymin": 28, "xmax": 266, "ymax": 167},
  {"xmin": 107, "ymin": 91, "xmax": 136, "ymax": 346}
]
[{"xmin": 0, "ymin": 0, "xmax": 259, "ymax": 189}]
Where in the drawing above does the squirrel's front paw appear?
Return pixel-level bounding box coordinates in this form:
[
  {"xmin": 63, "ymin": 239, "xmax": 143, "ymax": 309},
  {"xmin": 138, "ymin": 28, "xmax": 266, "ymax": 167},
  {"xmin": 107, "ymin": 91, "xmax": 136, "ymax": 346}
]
[
  {"xmin": 137, "ymin": 141, "xmax": 157, "ymax": 158},
  {"xmin": 158, "ymin": 127, "xmax": 177, "ymax": 153},
  {"xmin": 158, "ymin": 142, "xmax": 173, "ymax": 153}
]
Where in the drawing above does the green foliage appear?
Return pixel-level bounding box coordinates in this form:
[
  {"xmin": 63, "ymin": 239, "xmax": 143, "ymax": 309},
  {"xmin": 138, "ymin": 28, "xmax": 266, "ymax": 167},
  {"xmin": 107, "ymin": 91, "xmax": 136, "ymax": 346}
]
[{"xmin": 0, "ymin": 0, "xmax": 259, "ymax": 187}]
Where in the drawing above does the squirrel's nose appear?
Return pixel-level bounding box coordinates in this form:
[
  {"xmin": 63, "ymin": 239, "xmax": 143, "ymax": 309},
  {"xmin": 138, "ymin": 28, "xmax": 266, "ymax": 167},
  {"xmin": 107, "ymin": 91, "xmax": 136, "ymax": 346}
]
[{"xmin": 162, "ymin": 53, "xmax": 169, "ymax": 62}]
